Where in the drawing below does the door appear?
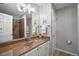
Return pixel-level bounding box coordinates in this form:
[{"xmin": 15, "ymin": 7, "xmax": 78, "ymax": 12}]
[
  {"xmin": 19, "ymin": 18, "xmax": 24, "ymax": 38},
  {"xmin": 13, "ymin": 20, "xmax": 19, "ymax": 39},
  {"xmin": 13, "ymin": 18, "xmax": 24, "ymax": 39},
  {"xmin": 0, "ymin": 13, "xmax": 13, "ymax": 43}
]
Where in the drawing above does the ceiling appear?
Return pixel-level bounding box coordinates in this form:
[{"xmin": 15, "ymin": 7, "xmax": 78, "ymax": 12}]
[
  {"xmin": 0, "ymin": 3, "xmax": 25, "ymax": 18},
  {"xmin": 0, "ymin": 3, "xmax": 39, "ymax": 18},
  {"xmin": 0, "ymin": 3, "xmax": 73, "ymax": 18},
  {"xmin": 53, "ymin": 3, "xmax": 73, "ymax": 10}
]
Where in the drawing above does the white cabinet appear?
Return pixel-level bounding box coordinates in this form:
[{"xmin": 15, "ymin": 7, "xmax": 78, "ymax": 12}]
[
  {"xmin": 22, "ymin": 48, "xmax": 38, "ymax": 56},
  {"xmin": 0, "ymin": 13, "xmax": 13, "ymax": 43},
  {"xmin": 22, "ymin": 41, "xmax": 49, "ymax": 56},
  {"xmin": 44, "ymin": 41, "xmax": 49, "ymax": 56},
  {"xmin": 38, "ymin": 41, "xmax": 49, "ymax": 56},
  {"xmin": 38, "ymin": 43, "xmax": 46, "ymax": 56}
]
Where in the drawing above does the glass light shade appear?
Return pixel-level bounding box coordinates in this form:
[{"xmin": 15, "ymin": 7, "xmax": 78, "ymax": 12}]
[
  {"xmin": 17, "ymin": 3, "xmax": 36, "ymax": 14},
  {"xmin": 17, "ymin": 3, "xmax": 26, "ymax": 12}
]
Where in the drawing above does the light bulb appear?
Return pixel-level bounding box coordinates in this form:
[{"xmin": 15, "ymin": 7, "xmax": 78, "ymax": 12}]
[{"xmin": 17, "ymin": 3, "xmax": 27, "ymax": 12}]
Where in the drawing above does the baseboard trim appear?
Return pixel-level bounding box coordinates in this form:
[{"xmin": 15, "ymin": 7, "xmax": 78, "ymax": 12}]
[{"xmin": 55, "ymin": 48, "xmax": 77, "ymax": 56}]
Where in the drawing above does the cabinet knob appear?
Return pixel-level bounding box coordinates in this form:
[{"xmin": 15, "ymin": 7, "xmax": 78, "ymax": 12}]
[{"xmin": 66, "ymin": 40, "xmax": 72, "ymax": 45}]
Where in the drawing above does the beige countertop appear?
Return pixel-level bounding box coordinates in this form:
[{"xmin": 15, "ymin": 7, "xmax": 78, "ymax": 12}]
[{"xmin": 0, "ymin": 36, "xmax": 49, "ymax": 56}]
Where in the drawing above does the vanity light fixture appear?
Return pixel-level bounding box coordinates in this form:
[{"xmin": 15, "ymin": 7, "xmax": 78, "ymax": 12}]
[
  {"xmin": 17, "ymin": 3, "xmax": 26, "ymax": 12},
  {"xmin": 26, "ymin": 4, "xmax": 36, "ymax": 14},
  {"xmin": 17, "ymin": 3, "xmax": 36, "ymax": 14}
]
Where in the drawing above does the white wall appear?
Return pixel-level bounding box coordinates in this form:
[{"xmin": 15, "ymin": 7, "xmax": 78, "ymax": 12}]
[
  {"xmin": 51, "ymin": 4, "xmax": 56, "ymax": 55},
  {"xmin": 39, "ymin": 4, "xmax": 51, "ymax": 36},
  {"xmin": 32, "ymin": 9, "xmax": 40, "ymax": 34},
  {"xmin": 56, "ymin": 4, "xmax": 77, "ymax": 54},
  {"xmin": 32, "ymin": 3, "xmax": 52, "ymax": 36}
]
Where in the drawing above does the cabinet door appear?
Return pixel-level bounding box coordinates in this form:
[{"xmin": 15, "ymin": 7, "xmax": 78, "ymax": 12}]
[
  {"xmin": 38, "ymin": 44, "xmax": 46, "ymax": 56},
  {"xmin": 44, "ymin": 41, "xmax": 49, "ymax": 56},
  {"xmin": 38, "ymin": 41, "xmax": 49, "ymax": 56},
  {"xmin": 22, "ymin": 48, "xmax": 38, "ymax": 56}
]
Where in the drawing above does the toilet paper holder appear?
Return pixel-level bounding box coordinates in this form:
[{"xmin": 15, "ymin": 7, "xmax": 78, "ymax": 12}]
[{"xmin": 66, "ymin": 40, "xmax": 72, "ymax": 45}]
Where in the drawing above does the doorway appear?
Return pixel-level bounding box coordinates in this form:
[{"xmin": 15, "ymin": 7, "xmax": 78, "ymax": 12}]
[{"xmin": 13, "ymin": 18, "xmax": 24, "ymax": 39}]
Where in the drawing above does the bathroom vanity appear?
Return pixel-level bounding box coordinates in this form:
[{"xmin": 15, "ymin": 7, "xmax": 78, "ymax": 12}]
[
  {"xmin": 0, "ymin": 35, "xmax": 49, "ymax": 56},
  {"xmin": 22, "ymin": 41, "xmax": 49, "ymax": 56}
]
